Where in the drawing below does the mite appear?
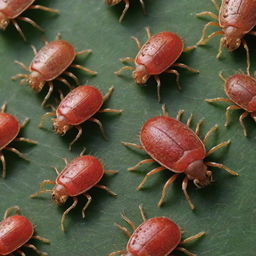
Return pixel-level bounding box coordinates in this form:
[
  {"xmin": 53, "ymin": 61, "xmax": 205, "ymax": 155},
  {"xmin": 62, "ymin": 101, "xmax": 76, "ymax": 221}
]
[
  {"xmin": 106, "ymin": 0, "xmax": 146, "ymax": 23},
  {"xmin": 31, "ymin": 155, "xmax": 118, "ymax": 231},
  {"xmin": 205, "ymin": 69, "xmax": 256, "ymax": 136},
  {"xmin": 109, "ymin": 205, "xmax": 205, "ymax": 256},
  {"xmin": 122, "ymin": 105, "xmax": 238, "ymax": 210},
  {"xmin": 0, "ymin": 206, "xmax": 49, "ymax": 256},
  {"xmin": 0, "ymin": 0, "xmax": 59, "ymax": 41},
  {"xmin": 39, "ymin": 85, "xmax": 122, "ymax": 149},
  {"xmin": 12, "ymin": 34, "xmax": 97, "ymax": 106},
  {"xmin": 196, "ymin": 0, "xmax": 256, "ymax": 72},
  {"xmin": 115, "ymin": 27, "xmax": 198, "ymax": 102},
  {"xmin": 0, "ymin": 104, "xmax": 37, "ymax": 178}
]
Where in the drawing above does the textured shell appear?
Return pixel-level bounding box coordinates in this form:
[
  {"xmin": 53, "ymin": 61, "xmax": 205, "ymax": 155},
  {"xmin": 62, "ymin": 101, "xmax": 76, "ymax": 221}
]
[
  {"xmin": 127, "ymin": 217, "xmax": 181, "ymax": 256},
  {"xmin": 56, "ymin": 155, "xmax": 104, "ymax": 197},
  {"xmin": 0, "ymin": 113, "xmax": 20, "ymax": 150},
  {"xmin": 219, "ymin": 0, "xmax": 256, "ymax": 33},
  {"xmin": 56, "ymin": 86, "xmax": 103, "ymax": 125},
  {"xmin": 140, "ymin": 116, "xmax": 206, "ymax": 173},
  {"xmin": 30, "ymin": 40, "xmax": 76, "ymax": 81},
  {"xmin": 225, "ymin": 74, "xmax": 256, "ymax": 112},
  {"xmin": 0, "ymin": 0, "xmax": 34, "ymax": 19},
  {"xmin": 0, "ymin": 216, "xmax": 33, "ymax": 255},
  {"xmin": 135, "ymin": 32, "xmax": 183, "ymax": 75}
]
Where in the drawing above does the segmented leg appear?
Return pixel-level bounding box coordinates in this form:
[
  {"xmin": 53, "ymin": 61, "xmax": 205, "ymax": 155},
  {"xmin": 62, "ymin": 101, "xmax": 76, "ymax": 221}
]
[
  {"xmin": 206, "ymin": 140, "xmax": 230, "ymax": 156},
  {"xmin": 70, "ymin": 64, "xmax": 97, "ymax": 75},
  {"xmin": 32, "ymin": 235, "xmax": 50, "ymax": 243},
  {"xmin": 239, "ymin": 111, "xmax": 249, "ymax": 136},
  {"xmin": 89, "ymin": 117, "xmax": 107, "ymax": 140},
  {"xmin": 225, "ymin": 105, "xmax": 241, "ymax": 127},
  {"xmin": 82, "ymin": 193, "xmax": 92, "ymax": 218},
  {"xmin": 137, "ymin": 166, "xmax": 166, "ymax": 190},
  {"xmin": 121, "ymin": 141, "xmax": 144, "ymax": 150},
  {"xmin": 216, "ymin": 37, "xmax": 225, "ymax": 59},
  {"xmin": 173, "ymin": 63, "xmax": 199, "ymax": 73},
  {"xmin": 203, "ymin": 124, "xmax": 218, "ymax": 144},
  {"xmin": 99, "ymin": 108, "xmax": 123, "ymax": 114},
  {"xmin": 114, "ymin": 66, "xmax": 135, "ymax": 75},
  {"xmin": 5, "ymin": 147, "xmax": 29, "ymax": 161},
  {"xmin": 95, "ymin": 184, "xmax": 117, "ymax": 196},
  {"xmin": 24, "ymin": 243, "xmax": 48, "ymax": 256},
  {"xmin": 182, "ymin": 176, "xmax": 195, "ymax": 210},
  {"xmin": 29, "ymin": 4, "xmax": 59, "ymax": 13},
  {"xmin": 180, "ymin": 231, "xmax": 205, "ymax": 244},
  {"xmin": 139, "ymin": 0, "xmax": 146, "ymax": 14},
  {"xmin": 186, "ymin": 114, "xmax": 193, "ymax": 127},
  {"xmin": 119, "ymin": 0, "xmax": 130, "ymax": 23},
  {"xmin": 196, "ymin": 11, "xmax": 218, "ymax": 20},
  {"xmin": 76, "ymin": 49, "xmax": 92, "ymax": 56},
  {"xmin": 15, "ymin": 137, "xmax": 38, "ymax": 144},
  {"xmin": 38, "ymin": 112, "xmax": 55, "ymax": 128},
  {"xmin": 63, "ymin": 71, "xmax": 79, "ymax": 85},
  {"xmin": 205, "ymin": 97, "xmax": 233, "ymax": 103},
  {"xmin": 17, "ymin": 250, "xmax": 26, "ymax": 256},
  {"xmin": 195, "ymin": 119, "xmax": 204, "ymax": 135},
  {"xmin": 104, "ymin": 169, "xmax": 118, "ymax": 175},
  {"xmin": 196, "ymin": 22, "xmax": 219, "ymax": 45},
  {"xmin": 114, "ymin": 222, "xmax": 131, "ymax": 237},
  {"xmin": 14, "ymin": 60, "xmax": 29, "ymax": 71},
  {"xmin": 145, "ymin": 26, "xmax": 152, "ymax": 39},
  {"xmin": 158, "ymin": 174, "xmax": 179, "ymax": 207},
  {"xmin": 42, "ymin": 82, "xmax": 54, "ymax": 106},
  {"xmin": 102, "ymin": 86, "xmax": 114, "ymax": 102},
  {"xmin": 205, "ymin": 162, "xmax": 239, "ymax": 176},
  {"xmin": 0, "ymin": 153, "xmax": 6, "ymax": 178},
  {"xmin": 176, "ymin": 247, "xmax": 197, "ymax": 256},
  {"xmin": 18, "ymin": 17, "xmax": 44, "ymax": 32},
  {"xmin": 127, "ymin": 159, "xmax": 154, "ymax": 171},
  {"xmin": 69, "ymin": 125, "xmax": 82, "ymax": 150},
  {"xmin": 165, "ymin": 69, "xmax": 181, "ymax": 91},
  {"xmin": 56, "ymin": 77, "xmax": 73, "ymax": 89},
  {"xmin": 108, "ymin": 250, "xmax": 127, "ymax": 256},
  {"xmin": 242, "ymin": 39, "xmax": 250, "ymax": 76},
  {"xmin": 4, "ymin": 206, "xmax": 21, "ymax": 219},
  {"xmin": 219, "ymin": 71, "xmax": 227, "ymax": 82},
  {"xmin": 12, "ymin": 19, "xmax": 26, "ymax": 41},
  {"xmin": 121, "ymin": 212, "xmax": 136, "ymax": 230},
  {"xmin": 1, "ymin": 103, "xmax": 6, "ymax": 113},
  {"xmin": 162, "ymin": 104, "xmax": 169, "ymax": 117},
  {"xmin": 30, "ymin": 180, "xmax": 55, "ymax": 198},
  {"xmin": 211, "ymin": 0, "xmax": 220, "ymax": 10},
  {"xmin": 183, "ymin": 45, "xmax": 197, "ymax": 52},
  {"xmin": 120, "ymin": 57, "xmax": 135, "ymax": 63},
  {"xmin": 61, "ymin": 197, "xmax": 78, "ymax": 232},
  {"xmin": 176, "ymin": 110, "xmax": 185, "ymax": 121},
  {"xmin": 139, "ymin": 204, "xmax": 147, "ymax": 221},
  {"xmin": 131, "ymin": 36, "xmax": 142, "ymax": 49},
  {"xmin": 154, "ymin": 75, "xmax": 162, "ymax": 102},
  {"xmin": 20, "ymin": 117, "xmax": 30, "ymax": 128}
]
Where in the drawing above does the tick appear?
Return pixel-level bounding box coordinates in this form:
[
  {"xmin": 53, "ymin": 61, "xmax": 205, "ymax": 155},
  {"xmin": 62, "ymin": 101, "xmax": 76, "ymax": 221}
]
[
  {"xmin": 115, "ymin": 27, "xmax": 199, "ymax": 102},
  {"xmin": 0, "ymin": 0, "xmax": 59, "ymax": 41},
  {"xmin": 106, "ymin": 0, "xmax": 146, "ymax": 23},
  {"xmin": 196, "ymin": 0, "xmax": 256, "ymax": 72},
  {"xmin": 31, "ymin": 155, "xmax": 118, "ymax": 231},
  {"xmin": 0, "ymin": 104, "xmax": 37, "ymax": 178},
  {"xmin": 122, "ymin": 105, "xmax": 238, "ymax": 210},
  {"xmin": 205, "ymin": 68, "xmax": 256, "ymax": 136},
  {"xmin": 109, "ymin": 205, "xmax": 205, "ymax": 256},
  {"xmin": 12, "ymin": 34, "xmax": 97, "ymax": 106},
  {"xmin": 39, "ymin": 85, "xmax": 122, "ymax": 149},
  {"xmin": 0, "ymin": 206, "xmax": 49, "ymax": 256}
]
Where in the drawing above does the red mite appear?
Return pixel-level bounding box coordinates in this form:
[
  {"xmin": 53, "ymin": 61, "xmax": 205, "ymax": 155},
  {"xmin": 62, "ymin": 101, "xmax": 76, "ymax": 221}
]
[
  {"xmin": 106, "ymin": 0, "xmax": 146, "ymax": 23},
  {"xmin": 31, "ymin": 155, "xmax": 118, "ymax": 232},
  {"xmin": 0, "ymin": 0, "xmax": 59, "ymax": 41},
  {"xmin": 206, "ymin": 70, "xmax": 256, "ymax": 136},
  {"xmin": 39, "ymin": 85, "xmax": 122, "ymax": 149},
  {"xmin": 122, "ymin": 105, "xmax": 238, "ymax": 210},
  {"xmin": 109, "ymin": 205, "xmax": 205, "ymax": 256},
  {"xmin": 115, "ymin": 27, "xmax": 198, "ymax": 102},
  {"xmin": 0, "ymin": 104, "xmax": 37, "ymax": 178},
  {"xmin": 0, "ymin": 206, "xmax": 49, "ymax": 256},
  {"xmin": 196, "ymin": 0, "xmax": 256, "ymax": 71},
  {"xmin": 12, "ymin": 34, "xmax": 97, "ymax": 106}
]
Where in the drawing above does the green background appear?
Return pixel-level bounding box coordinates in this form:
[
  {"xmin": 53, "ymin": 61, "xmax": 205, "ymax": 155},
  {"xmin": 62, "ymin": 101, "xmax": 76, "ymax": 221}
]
[{"xmin": 0, "ymin": 0, "xmax": 255, "ymax": 255}]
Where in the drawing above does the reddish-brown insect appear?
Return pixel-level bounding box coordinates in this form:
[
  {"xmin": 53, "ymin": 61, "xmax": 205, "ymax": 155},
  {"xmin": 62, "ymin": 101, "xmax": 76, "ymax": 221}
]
[
  {"xmin": 196, "ymin": 0, "xmax": 256, "ymax": 72},
  {"xmin": 109, "ymin": 205, "xmax": 205, "ymax": 256},
  {"xmin": 115, "ymin": 27, "xmax": 198, "ymax": 102},
  {"xmin": 206, "ymin": 69, "xmax": 256, "ymax": 136},
  {"xmin": 0, "ymin": 104, "xmax": 37, "ymax": 178},
  {"xmin": 0, "ymin": 0, "xmax": 59, "ymax": 41},
  {"xmin": 122, "ymin": 105, "xmax": 238, "ymax": 210},
  {"xmin": 106, "ymin": 0, "xmax": 146, "ymax": 23},
  {"xmin": 12, "ymin": 34, "xmax": 97, "ymax": 106},
  {"xmin": 39, "ymin": 85, "xmax": 122, "ymax": 149},
  {"xmin": 0, "ymin": 206, "xmax": 49, "ymax": 256},
  {"xmin": 31, "ymin": 155, "xmax": 118, "ymax": 231}
]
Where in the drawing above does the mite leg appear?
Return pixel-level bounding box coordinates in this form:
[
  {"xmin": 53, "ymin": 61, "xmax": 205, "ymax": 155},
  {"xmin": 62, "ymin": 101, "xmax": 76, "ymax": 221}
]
[
  {"xmin": 154, "ymin": 75, "xmax": 162, "ymax": 102},
  {"xmin": 120, "ymin": 57, "xmax": 135, "ymax": 63},
  {"xmin": 183, "ymin": 45, "xmax": 197, "ymax": 52},
  {"xmin": 205, "ymin": 162, "xmax": 239, "ymax": 176},
  {"xmin": 137, "ymin": 166, "xmax": 166, "ymax": 190},
  {"xmin": 176, "ymin": 247, "xmax": 197, "ymax": 256},
  {"xmin": 1, "ymin": 103, "xmax": 7, "ymax": 112},
  {"xmin": 32, "ymin": 235, "xmax": 50, "ymax": 243},
  {"xmin": 16, "ymin": 250, "xmax": 26, "ymax": 256},
  {"xmin": 211, "ymin": 0, "xmax": 220, "ymax": 11},
  {"xmin": 145, "ymin": 26, "xmax": 152, "ymax": 39},
  {"xmin": 180, "ymin": 231, "xmax": 205, "ymax": 244},
  {"xmin": 15, "ymin": 137, "xmax": 38, "ymax": 144},
  {"xmin": 182, "ymin": 176, "xmax": 195, "ymax": 210},
  {"xmin": 61, "ymin": 197, "xmax": 78, "ymax": 232},
  {"xmin": 203, "ymin": 124, "xmax": 218, "ymax": 144},
  {"xmin": 119, "ymin": 0, "xmax": 130, "ymax": 23},
  {"xmin": 139, "ymin": 204, "xmax": 147, "ymax": 221},
  {"xmin": 121, "ymin": 212, "xmax": 136, "ymax": 230},
  {"xmin": 158, "ymin": 174, "xmax": 179, "ymax": 207},
  {"xmin": 131, "ymin": 36, "xmax": 142, "ymax": 49},
  {"xmin": 63, "ymin": 71, "xmax": 79, "ymax": 85},
  {"xmin": 176, "ymin": 109, "xmax": 185, "ymax": 121},
  {"xmin": 18, "ymin": 17, "xmax": 44, "ymax": 32},
  {"xmin": 14, "ymin": 60, "xmax": 29, "ymax": 71},
  {"xmin": 162, "ymin": 104, "xmax": 169, "ymax": 117},
  {"xmin": 30, "ymin": 180, "xmax": 55, "ymax": 198},
  {"xmin": 88, "ymin": 117, "xmax": 107, "ymax": 140},
  {"xmin": 42, "ymin": 82, "xmax": 54, "ymax": 106},
  {"xmin": 121, "ymin": 141, "xmax": 144, "ymax": 150},
  {"xmin": 5, "ymin": 147, "xmax": 29, "ymax": 161},
  {"xmin": 0, "ymin": 152, "xmax": 6, "ymax": 178},
  {"xmin": 82, "ymin": 193, "xmax": 92, "ymax": 218},
  {"xmin": 186, "ymin": 114, "xmax": 193, "ymax": 127},
  {"xmin": 195, "ymin": 119, "xmax": 204, "ymax": 136},
  {"xmin": 20, "ymin": 117, "xmax": 30, "ymax": 128},
  {"xmin": 38, "ymin": 112, "xmax": 55, "ymax": 128},
  {"xmin": 219, "ymin": 71, "xmax": 227, "ymax": 82},
  {"xmin": 216, "ymin": 36, "xmax": 225, "ymax": 59},
  {"xmin": 56, "ymin": 77, "xmax": 73, "ymax": 90},
  {"xmin": 196, "ymin": 22, "xmax": 219, "ymax": 45},
  {"xmin": 3, "ymin": 206, "xmax": 21, "ymax": 219},
  {"xmin": 242, "ymin": 39, "xmax": 250, "ymax": 76},
  {"xmin": 11, "ymin": 20, "xmax": 26, "ymax": 41},
  {"xmin": 104, "ymin": 169, "xmax": 118, "ymax": 174},
  {"xmin": 29, "ymin": 5, "xmax": 59, "ymax": 13},
  {"xmin": 127, "ymin": 159, "xmax": 154, "ymax": 171},
  {"xmin": 205, "ymin": 97, "xmax": 233, "ymax": 103},
  {"xmin": 206, "ymin": 140, "xmax": 230, "ymax": 156},
  {"xmin": 99, "ymin": 108, "xmax": 123, "ymax": 114},
  {"xmin": 103, "ymin": 86, "xmax": 114, "ymax": 102},
  {"xmin": 95, "ymin": 184, "xmax": 117, "ymax": 196},
  {"xmin": 164, "ymin": 69, "xmax": 181, "ymax": 91},
  {"xmin": 24, "ymin": 243, "xmax": 48, "ymax": 256},
  {"xmin": 69, "ymin": 125, "xmax": 82, "ymax": 150},
  {"xmin": 239, "ymin": 111, "xmax": 249, "ymax": 136},
  {"xmin": 108, "ymin": 250, "xmax": 127, "ymax": 256},
  {"xmin": 139, "ymin": 0, "xmax": 146, "ymax": 14},
  {"xmin": 70, "ymin": 64, "xmax": 97, "ymax": 75},
  {"xmin": 114, "ymin": 222, "xmax": 131, "ymax": 237},
  {"xmin": 114, "ymin": 66, "xmax": 135, "ymax": 76},
  {"xmin": 172, "ymin": 63, "xmax": 199, "ymax": 73},
  {"xmin": 76, "ymin": 49, "xmax": 92, "ymax": 56},
  {"xmin": 196, "ymin": 11, "xmax": 218, "ymax": 20},
  {"xmin": 225, "ymin": 105, "xmax": 241, "ymax": 127}
]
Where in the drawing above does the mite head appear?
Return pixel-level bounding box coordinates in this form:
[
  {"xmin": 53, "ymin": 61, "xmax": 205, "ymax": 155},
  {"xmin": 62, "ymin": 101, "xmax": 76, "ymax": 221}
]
[
  {"xmin": 52, "ymin": 184, "xmax": 68, "ymax": 206},
  {"xmin": 0, "ymin": 12, "xmax": 9, "ymax": 30},
  {"xmin": 185, "ymin": 160, "xmax": 212, "ymax": 188},
  {"xmin": 28, "ymin": 71, "xmax": 45, "ymax": 92},
  {"xmin": 106, "ymin": 0, "xmax": 122, "ymax": 6},
  {"xmin": 53, "ymin": 115, "xmax": 71, "ymax": 135},
  {"xmin": 132, "ymin": 65, "xmax": 150, "ymax": 85},
  {"xmin": 222, "ymin": 26, "xmax": 243, "ymax": 51}
]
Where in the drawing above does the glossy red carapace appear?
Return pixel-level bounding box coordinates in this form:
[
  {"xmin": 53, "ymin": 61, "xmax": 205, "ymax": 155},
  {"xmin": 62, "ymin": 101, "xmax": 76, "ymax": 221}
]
[
  {"xmin": 31, "ymin": 155, "xmax": 117, "ymax": 231},
  {"xmin": 123, "ymin": 106, "xmax": 238, "ymax": 210}
]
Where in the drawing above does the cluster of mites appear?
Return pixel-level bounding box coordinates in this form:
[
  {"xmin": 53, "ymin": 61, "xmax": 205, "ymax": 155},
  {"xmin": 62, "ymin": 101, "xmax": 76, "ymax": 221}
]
[{"xmin": 0, "ymin": 0, "xmax": 255, "ymax": 255}]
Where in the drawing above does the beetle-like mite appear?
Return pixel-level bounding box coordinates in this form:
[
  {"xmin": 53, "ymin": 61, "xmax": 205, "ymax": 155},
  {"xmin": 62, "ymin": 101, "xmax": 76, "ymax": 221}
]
[
  {"xmin": 0, "ymin": 103, "xmax": 37, "ymax": 178},
  {"xmin": 122, "ymin": 105, "xmax": 238, "ymax": 210},
  {"xmin": 31, "ymin": 155, "xmax": 118, "ymax": 232},
  {"xmin": 0, "ymin": 0, "xmax": 59, "ymax": 41},
  {"xmin": 115, "ymin": 27, "xmax": 198, "ymax": 102},
  {"xmin": 109, "ymin": 205, "xmax": 205, "ymax": 256},
  {"xmin": 39, "ymin": 85, "xmax": 122, "ymax": 150},
  {"xmin": 0, "ymin": 206, "xmax": 49, "ymax": 256},
  {"xmin": 106, "ymin": 0, "xmax": 146, "ymax": 23},
  {"xmin": 12, "ymin": 34, "xmax": 97, "ymax": 106}
]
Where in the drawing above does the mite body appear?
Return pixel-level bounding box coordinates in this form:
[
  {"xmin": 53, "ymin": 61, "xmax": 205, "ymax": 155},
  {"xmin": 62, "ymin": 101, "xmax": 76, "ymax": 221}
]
[
  {"xmin": 0, "ymin": 206, "xmax": 49, "ymax": 256},
  {"xmin": 0, "ymin": 104, "xmax": 37, "ymax": 178},
  {"xmin": 0, "ymin": 0, "xmax": 59, "ymax": 40},
  {"xmin": 123, "ymin": 106, "xmax": 238, "ymax": 210},
  {"xmin": 115, "ymin": 28, "xmax": 198, "ymax": 102},
  {"xmin": 109, "ymin": 206, "xmax": 205, "ymax": 256},
  {"xmin": 12, "ymin": 36, "xmax": 97, "ymax": 106},
  {"xmin": 39, "ymin": 85, "xmax": 122, "ymax": 149},
  {"xmin": 31, "ymin": 155, "xmax": 118, "ymax": 231}
]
